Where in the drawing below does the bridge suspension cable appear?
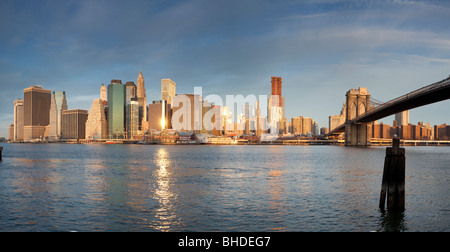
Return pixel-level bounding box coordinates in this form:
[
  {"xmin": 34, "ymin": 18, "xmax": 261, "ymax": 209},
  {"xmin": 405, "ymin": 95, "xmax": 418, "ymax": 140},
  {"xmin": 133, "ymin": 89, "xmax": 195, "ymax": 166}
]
[{"xmin": 370, "ymin": 97, "xmax": 385, "ymax": 107}]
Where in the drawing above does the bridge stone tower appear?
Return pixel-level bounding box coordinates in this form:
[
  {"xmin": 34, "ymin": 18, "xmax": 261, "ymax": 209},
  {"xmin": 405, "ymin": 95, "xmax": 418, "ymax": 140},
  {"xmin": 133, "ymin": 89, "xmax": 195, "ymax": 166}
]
[{"xmin": 345, "ymin": 87, "xmax": 371, "ymax": 146}]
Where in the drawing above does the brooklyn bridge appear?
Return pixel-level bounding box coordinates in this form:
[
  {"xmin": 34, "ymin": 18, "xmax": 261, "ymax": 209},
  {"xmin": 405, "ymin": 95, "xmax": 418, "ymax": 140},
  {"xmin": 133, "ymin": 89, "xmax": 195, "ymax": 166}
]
[{"xmin": 326, "ymin": 76, "xmax": 450, "ymax": 146}]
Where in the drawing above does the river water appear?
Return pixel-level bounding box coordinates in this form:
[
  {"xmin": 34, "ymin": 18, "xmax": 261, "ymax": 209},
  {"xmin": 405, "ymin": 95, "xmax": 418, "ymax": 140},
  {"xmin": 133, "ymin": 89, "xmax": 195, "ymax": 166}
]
[{"xmin": 0, "ymin": 143, "xmax": 449, "ymax": 232}]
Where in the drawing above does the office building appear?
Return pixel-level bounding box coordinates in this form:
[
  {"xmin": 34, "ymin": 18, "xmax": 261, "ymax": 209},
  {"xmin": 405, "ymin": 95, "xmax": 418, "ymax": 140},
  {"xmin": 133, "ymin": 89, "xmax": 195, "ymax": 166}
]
[
  {"xmin": 61, "ymin": 109, "xmax": 88, "ymax": 140},
  {"xmin": 108, "ymin": 79, "xmax": 126, "ymax": 139},
  {"xmin": 395, "ymin": 110, "xmax": 409, "ymax": 126},
  {"xmin": 125, "ymin": 81, "xmax": 137, "ymax": 101},
  {"xmin": 8, "ymin": 124, "xmax": 14, "ymax": 141},
  {"xmin": 100, "ymin": 83, "xmax": 107, "ymax": 102},
  {"xmin": 172, "ymin": 94, "xmax": 203, "ymax": 132},
  {"xmin": 85, "ymin": 98, "xmax": 109, "ymax": 140},
  {"xmin": 148, "ymin": 100, "xmax": 172, "ymax": 131},
  {"xmin": 13, "ymin": 99, "xmax": 24, "ymax": 141},
  {"xmin": 161, "ymin": 78, "xmax": 176, "ymax": 105},
  {"xmin": 23, "ymin": 85, "xmax": 51, "ymax": 140},
  {"xmin": 126, "ymin": 100, "xmax": 139, "ymax": 139},
  {"xmin": 136, "ymin": 71, "xmax": 148, "ymax": 131},
  {"xmin": 329, "ymin": 103, "xmax": 346, "ymax": 131},
  {"xmin": 268, "ymin": 76, "xmax": 286, "ymax": 134},
  {"xmin": 49, "ymin": 91, "xmax": 68, "ymax": 140}
]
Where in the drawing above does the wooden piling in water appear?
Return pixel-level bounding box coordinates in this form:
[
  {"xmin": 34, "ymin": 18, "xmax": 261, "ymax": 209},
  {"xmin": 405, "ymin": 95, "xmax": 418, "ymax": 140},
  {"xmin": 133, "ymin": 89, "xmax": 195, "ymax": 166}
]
[
  {"xmin": 0, "ymin": 146, "xmax": 3, "ymax": 161},
  {"xmin": 379, "ymin": 138, "xmax": 405, "ymax": 211}
]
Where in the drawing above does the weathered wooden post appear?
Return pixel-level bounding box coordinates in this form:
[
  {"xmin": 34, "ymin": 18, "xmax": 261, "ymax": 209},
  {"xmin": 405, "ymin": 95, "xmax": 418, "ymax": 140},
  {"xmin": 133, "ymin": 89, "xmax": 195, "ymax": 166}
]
[
  {"xmin": 379, "ymin": 138, "xmax": 405, "ymax": 211},
  {"xmin": 0, "ymin": 146, "xmax": 3, "ymax": 161}
]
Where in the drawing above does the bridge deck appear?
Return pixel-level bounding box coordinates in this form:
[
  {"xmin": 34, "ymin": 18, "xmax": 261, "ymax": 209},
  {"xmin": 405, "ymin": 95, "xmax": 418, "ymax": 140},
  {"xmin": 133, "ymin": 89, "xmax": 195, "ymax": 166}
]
[{"xmin": 327, "ymin": 76, "xmax": 450, "ymax": 136}]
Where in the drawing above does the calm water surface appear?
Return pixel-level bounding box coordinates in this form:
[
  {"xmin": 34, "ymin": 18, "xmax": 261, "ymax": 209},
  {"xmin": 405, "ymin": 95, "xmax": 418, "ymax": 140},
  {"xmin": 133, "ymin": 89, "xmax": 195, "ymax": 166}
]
[{"xmin": 0, "ymin": 143, "xmax": 449, "ymax": 232}]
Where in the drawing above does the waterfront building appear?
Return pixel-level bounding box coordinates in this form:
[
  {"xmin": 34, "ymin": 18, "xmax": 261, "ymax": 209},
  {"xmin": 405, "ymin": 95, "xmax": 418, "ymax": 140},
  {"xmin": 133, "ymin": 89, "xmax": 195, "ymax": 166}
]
[
  {"xmin": 23, "ymin": 85, "xmax": 51, "ymax": 141},
  {"xmin": 61, "ymin": 109, "xmax": 88, "ymax": 140},
  {"xmin": 329, "ymin": 102, "xmax": 346, "ymax": 131},
  {"xmin": 136, "ymin": 71, "xmax": 148, "ymax": 131},
  {"xmin": 8, "ymin": 124, "xmax": 14, "ymax": 141},
  {"xmin": 108, "ymin": 80, "xmax": 126, "ymax": 139},
  {"xmin": 434, "ymin": 124, "xmax": 450, "ymax": 140},
  {"xmin": 85, "ymin": 98, "xmax": 109, "ymax": 140},
  {"xmin": 372, "ymin": 122, "xmax": 392, "ymax": 139},
  {"xmin": 148, "ymin": 100, "xmax": 172, "ymax": 131},
  {"xmin": 172, "ymin": 94, "xmax": 203, "ymax": 133},
  {"xmin": 13, "ymin": 99, "xmax": 24, "ymax": 141},
  {"xmin": 126, "ymin": 100, "xmax": 139, "ymax": 139},
  {"xmin": 211, "ymin": 105, "xmax": 223, "ymax": 136},
  {"xmin": 290, "ymin": 116, "xmax": 316, "ymax": 136},
  {"xmin": 320, "ymin": 127, "xmax": 329, "ymax": 135},
  {"xmin": 49, "ymin": 91, "xmax": 68, "ymax": 140},
  {"xmin": 267, "ymin": 76, "xmax": 286, "ymax": 135},
  {"xmin": 161, "ymin": 78, "xmax": 176, "ymax": 105},
  {"xmin": 291, "ymin": 116, "xmax": 302, "ymax": 135},
  {"xmin": 222, "ymin": 106, "xmax": 234, "ymax": 135},
  {"xmin": 395, "ymin": 110, "xmax": 409, "ymax": 126}
]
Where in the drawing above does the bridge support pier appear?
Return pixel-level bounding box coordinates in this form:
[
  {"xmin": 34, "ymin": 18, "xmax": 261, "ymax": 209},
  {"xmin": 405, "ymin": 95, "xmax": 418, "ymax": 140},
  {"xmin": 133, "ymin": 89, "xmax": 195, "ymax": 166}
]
[{"xmin": 345, "ymin": 122, "xmax": 371, "ymax": 146}]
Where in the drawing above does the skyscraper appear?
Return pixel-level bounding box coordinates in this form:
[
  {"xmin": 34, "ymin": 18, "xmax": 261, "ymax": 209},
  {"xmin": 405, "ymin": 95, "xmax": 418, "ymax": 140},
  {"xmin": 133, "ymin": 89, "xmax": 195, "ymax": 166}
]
[
  {"xmin": 100, "ymin": 83, "xmax": 107, "ymax": 102},
  {"xmin": 49, "ymin": 91, "xmax": 68, "ymax": 140},
  {"xmin": 125, "ymin": 81, "xmax": 137, "ymax": 101},
  {"xmin": 395, "ymin": 110, "xmax": 409, "ymax": 126},
  {"xmin": 161, "ymin": 78, "xmax": 176, "ymax": 105},
  {"xmin": 61, "ymin": 109, "xmax": 88, "ymax": 140},
  {"xmin": 13, "ymin": 99, "xmax": 24, "ymax": 141},
  {"xmin": 148, "ymin": 100, "xmax": 172, "ymax": 131},
  {"xmin": 108, "ymin": 79, "xmax": 126, "ymax": 139},
  {"xmin": 23, "ymin": 85, "xmax": 51, "ymax": 140},
  {"xmin": 85, "ymin": 98, "xmax": 109, "ymax": 140},
  {"xmin": 126, "ymin": 101, "xmax": 139, "ymax": 139},
  {"xmin": 268, "ymin": 76, "xmax": 286, "ymax": 134},
  {"xmin": 136, "ymin": 71, "xmax": 148, "ymax": 131}
]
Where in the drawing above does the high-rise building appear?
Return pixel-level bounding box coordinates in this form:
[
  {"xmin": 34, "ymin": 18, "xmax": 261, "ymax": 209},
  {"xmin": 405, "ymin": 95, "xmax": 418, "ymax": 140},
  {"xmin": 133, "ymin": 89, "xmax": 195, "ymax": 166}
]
[
  {"xmin": 61, "ymin": 109, "xmax": 88, "ymax": 140},
  {"xmin": 291, "ymin": 116, "xmax": 303, "ymax": 135},
  {"xmin": 136, "ymin": 71, "xmax": 148, "ymax": 131},
  {"xmin": 161, "ymin": 78, "xmax": 176, "ymax": 105},
  {"xmin": 329, "ymin": 102, "xmax": 346, "ymax": 131},
  {"xmin": 108, "ymin": 79, "xmax": 126, "ymax": 139},
  {"xmin": 125, "ymin": 81, "xmax": 137, "ymax": 102},
  {"xmin": 85, "ymin": 98, "xmax": 109, "ymax": 140},
  {"xmin": 148, "ymin": 100, "xmax": 172, "ymax": 131},
  {"xmin": 271, "ymin": 76, "xmax": 282, "ymax": 101},
  {"xmin": 49, "ymin": 91, "xmax": 68, "ymax": 140},
  {"xmin": 126, "ymin": 100, "xmax": 139, "ymax": 139},
  {"xmin": 100, "ymin": 83, "xmax": 107, "ymax": 102},
  {"xmin": 13, "ymin": 99, "xmax": 24, "ymax": 141},
  {"xmin": 395, "ymin": 110, "xmax": 409, "ymax": 126},
  {"xmin": 8, "ymin": 124, "xmax": 14, "ymax": 141},
  {"xmin": 268, "ymin": 76, "xmax": 286, "ymax": 134},
  {"xmin": 23, "ymin": 85, "xmax": 51, "ymax": 140},
  {"xmin": 172, "ymin": 94, "xmax": 203, "ymax": 132}
]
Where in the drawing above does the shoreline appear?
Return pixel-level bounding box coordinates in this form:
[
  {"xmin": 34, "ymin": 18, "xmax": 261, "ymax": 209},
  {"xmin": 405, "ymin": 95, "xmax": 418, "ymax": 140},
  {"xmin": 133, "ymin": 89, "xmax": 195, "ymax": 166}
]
[{"xmin": 4, "ymin": 139, "xmax": 450, "ymax": 146}]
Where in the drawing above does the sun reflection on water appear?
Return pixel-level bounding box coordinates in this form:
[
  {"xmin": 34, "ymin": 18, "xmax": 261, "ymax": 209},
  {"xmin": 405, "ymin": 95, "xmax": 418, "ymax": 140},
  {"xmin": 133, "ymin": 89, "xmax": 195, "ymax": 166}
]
[{"xmin": 152, "ymin": 148, "xmax": 181, "ymax": 231}]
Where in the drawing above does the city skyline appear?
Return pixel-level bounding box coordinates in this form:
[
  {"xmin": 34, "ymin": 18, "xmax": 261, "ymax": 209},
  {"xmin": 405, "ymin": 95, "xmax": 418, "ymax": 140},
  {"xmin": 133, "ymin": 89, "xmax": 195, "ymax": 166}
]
[{"xmin": 1, "ymin": 0, "xmax": 450, "ymax": 137}]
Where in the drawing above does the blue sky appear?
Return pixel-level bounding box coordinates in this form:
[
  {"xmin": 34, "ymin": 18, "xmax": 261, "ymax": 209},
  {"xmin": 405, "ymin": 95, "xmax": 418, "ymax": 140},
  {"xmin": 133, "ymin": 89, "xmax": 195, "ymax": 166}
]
[{"xmin": 1, "ymin": 0, "xmax": 450, "ymax": 137}]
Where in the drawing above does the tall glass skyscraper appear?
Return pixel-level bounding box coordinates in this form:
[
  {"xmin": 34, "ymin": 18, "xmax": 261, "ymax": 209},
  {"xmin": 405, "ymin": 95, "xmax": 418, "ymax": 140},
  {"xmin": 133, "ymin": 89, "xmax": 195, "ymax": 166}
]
[
  {"xmin": 49, "ymin": 91, "xmax": 68, "ymax": 140},
  {"xmin": 108, "ymin": 80, "xmax": 125, "ymax": 139}
]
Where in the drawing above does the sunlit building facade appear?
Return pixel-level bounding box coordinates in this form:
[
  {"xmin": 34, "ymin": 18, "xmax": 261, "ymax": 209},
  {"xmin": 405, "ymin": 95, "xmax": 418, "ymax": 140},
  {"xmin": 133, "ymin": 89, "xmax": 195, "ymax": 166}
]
[
  {"xmin": 85, "ymin": 98, "xmax": 109, "ymax": 140},
  {"xmin": 13, "ymin": 99, "xmax": 24, "ymax": 141},
  {"xmin": 161, "ymin": 78, "xmax": 176, "ymax": 105},
  {"xmin": 49, "ymin": 91, "xmax": 68, "ymax": 140},
  {"xmin": 23, "ymin": 85, "xmax": 51, "ymax": 140},
  {"xmin": 108, "ymin": 80, "xmax": 126, "ymax": 139}
]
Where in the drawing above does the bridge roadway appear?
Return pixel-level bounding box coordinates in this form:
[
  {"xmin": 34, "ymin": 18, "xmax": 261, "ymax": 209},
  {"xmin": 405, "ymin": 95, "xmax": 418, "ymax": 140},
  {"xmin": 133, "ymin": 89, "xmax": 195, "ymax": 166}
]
[{"xmin": 328, "ymin": 76, "xmax": 450, "ymax": 136}]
